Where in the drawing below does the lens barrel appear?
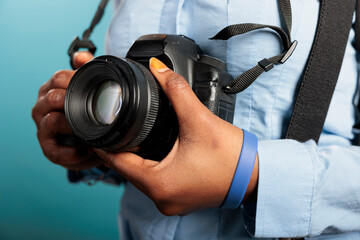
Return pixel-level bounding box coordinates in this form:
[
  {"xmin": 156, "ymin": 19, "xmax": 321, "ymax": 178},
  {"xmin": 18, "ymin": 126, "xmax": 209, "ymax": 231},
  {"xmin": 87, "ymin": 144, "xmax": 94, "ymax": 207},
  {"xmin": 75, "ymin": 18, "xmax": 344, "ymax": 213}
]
[{"xmin": 65, "ymin": 55, "xmax": 177, "ymax": 160}]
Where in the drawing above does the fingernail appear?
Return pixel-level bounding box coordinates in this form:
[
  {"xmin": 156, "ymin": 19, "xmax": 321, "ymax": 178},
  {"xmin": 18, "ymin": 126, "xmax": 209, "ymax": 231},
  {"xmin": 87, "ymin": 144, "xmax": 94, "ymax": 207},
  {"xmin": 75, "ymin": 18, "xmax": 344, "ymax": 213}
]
[{"xmin": 150, "ymin": 57, "xmax": 169, "ymax": 72}]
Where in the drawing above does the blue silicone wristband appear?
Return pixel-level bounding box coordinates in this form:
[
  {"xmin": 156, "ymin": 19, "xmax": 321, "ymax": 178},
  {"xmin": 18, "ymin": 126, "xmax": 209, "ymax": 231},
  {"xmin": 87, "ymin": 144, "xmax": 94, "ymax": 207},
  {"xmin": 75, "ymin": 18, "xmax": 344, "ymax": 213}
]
[{"xmin": 221, "ymin": 129, "xmax": 258, "ymax": 209}]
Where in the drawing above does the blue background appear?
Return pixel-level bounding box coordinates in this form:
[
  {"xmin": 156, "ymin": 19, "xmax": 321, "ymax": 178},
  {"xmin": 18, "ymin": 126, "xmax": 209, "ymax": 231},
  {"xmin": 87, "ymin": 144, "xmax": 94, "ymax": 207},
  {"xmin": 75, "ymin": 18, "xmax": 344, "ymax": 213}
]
[{"xmin": 0, "ymin": 1, "xmax": 124, "ymax": 239}]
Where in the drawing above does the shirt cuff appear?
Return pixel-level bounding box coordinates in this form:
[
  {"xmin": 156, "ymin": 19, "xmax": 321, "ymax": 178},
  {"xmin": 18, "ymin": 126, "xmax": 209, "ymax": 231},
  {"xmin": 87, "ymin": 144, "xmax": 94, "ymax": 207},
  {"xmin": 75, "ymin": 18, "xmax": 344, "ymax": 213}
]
[
  {"xmin": 247, "ymin": 139, "xmax": 315, "ymax": 238},
  {"xmin": 67, "ymin": 168, "xmax": 126, "ymax": 186}
]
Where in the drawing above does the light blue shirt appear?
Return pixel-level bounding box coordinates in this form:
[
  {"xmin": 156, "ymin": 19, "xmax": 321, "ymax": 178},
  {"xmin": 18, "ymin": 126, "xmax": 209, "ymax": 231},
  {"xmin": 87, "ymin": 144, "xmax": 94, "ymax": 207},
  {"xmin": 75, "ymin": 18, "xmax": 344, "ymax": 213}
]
[{"xmin": 102, "ymin": 0, "xmax": 360, "ymax": 239}]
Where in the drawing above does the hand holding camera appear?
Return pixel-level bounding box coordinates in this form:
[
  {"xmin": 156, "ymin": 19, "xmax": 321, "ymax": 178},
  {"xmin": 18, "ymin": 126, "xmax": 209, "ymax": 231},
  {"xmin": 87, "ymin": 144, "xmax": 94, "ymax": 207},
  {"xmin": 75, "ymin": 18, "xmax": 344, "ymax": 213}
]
[
  {"xmin": 95, "ymin": 57, "xmax": 259, "ymax": 216},
  {"xmin": 31, "ymin": 52, "xmax": 104, "ymax": 170},
  {"xmin": 32, "ymin": 35, "xmax": 259, "ymax": 214}
]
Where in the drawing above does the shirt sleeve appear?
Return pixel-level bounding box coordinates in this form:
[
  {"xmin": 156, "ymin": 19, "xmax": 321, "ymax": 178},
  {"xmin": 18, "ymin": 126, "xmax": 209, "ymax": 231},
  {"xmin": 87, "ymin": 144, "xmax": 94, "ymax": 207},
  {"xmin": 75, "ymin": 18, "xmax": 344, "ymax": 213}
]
[{"xmin": 243, "ymin": 139, "xmax": 360, "ymax": 238}]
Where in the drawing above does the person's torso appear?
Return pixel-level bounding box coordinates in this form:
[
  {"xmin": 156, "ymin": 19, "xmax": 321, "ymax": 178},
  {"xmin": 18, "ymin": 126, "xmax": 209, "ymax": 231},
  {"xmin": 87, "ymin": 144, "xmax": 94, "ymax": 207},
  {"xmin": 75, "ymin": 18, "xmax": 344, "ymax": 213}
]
[{"xmin": 106, "ymin": 0, "xmax": 359, "ymax": 239}]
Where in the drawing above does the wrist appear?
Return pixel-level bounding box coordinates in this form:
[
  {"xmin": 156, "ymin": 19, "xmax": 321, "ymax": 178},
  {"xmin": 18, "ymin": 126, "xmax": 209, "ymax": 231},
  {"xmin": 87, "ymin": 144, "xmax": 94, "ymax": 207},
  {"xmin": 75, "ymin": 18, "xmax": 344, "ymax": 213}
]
[{"xmin": 242, "ymin": 154, "xmax": 259, "ymax": 203}]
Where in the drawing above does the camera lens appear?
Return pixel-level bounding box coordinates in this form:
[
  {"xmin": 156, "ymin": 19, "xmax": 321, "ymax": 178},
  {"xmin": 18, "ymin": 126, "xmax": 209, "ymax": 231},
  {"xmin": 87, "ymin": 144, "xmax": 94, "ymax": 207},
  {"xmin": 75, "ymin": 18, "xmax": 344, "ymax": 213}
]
[
  {"xmin": 91, "ymin": 80, "xmax": 123, "ymax": 125},
  {"xmin": 65, "ymin": 55, "xmax": 178, "ymax": 160}
]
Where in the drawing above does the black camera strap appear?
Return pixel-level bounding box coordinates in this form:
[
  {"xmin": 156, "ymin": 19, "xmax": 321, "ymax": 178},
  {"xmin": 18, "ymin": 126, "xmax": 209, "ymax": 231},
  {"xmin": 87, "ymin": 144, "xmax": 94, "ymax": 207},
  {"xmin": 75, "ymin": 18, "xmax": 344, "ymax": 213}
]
[
  {"xmin": 67, "ymin": 0, "xmax": 109, "ymax": 70},
  {"xmin": 285, "ymin": 0, "xmax": 356, "ymax": 143},
  {"xmin": 212, "ymin": 0, "xmax": 357, "ymax": 145},
  {"xmin": 211, "ymin": 0, "xmax": 297, "ymax": 94}
]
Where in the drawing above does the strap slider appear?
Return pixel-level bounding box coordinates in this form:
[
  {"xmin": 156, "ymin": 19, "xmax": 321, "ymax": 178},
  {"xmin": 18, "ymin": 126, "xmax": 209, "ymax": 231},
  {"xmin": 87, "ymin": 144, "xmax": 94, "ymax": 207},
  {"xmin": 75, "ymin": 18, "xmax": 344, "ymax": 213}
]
[
  {"xmin": 280, "ymin": 40, "xmax": 298, "ymax": 64},
  {"xmin": 258, "ymin": 58, "xmax": 274, "ymax": 72}
]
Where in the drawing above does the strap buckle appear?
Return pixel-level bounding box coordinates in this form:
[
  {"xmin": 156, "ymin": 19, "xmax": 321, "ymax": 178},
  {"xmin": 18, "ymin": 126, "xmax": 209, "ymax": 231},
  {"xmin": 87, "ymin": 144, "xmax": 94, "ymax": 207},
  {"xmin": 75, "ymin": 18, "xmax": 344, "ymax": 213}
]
[
  {"xmin": 258, "ymin": 40, "xmax": 298, "ymax": 72},
  {"xmin": 280, "ymin": 40, "xmax": 298, "ymax": 64},
  {"xmin": 68, "ymin": 36, "xmax": 97, "ymax": 69}
]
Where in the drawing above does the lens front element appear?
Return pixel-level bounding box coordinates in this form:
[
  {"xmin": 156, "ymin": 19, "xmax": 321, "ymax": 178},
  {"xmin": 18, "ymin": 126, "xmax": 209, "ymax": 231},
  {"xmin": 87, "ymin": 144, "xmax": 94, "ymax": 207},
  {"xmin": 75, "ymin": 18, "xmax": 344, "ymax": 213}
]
[{"xmin": 92, "ymin": 80, "xmax": 123, "ymax": 125}]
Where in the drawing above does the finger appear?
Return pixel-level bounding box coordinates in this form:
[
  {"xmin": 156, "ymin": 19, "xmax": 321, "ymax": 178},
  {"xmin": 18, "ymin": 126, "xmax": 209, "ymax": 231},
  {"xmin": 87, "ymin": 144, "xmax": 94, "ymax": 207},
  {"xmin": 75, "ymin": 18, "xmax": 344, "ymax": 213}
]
[
  {"xmin": 38, "ymin": 112, "xmax": 73, "ymax": 139},
  {"xmin": 32, "ymin": 89, "xmax": 66, "ymax": 126},
  {"xmin": 37, "ymin": 114, "xmax": 91, "ymax": 164},
  {"xmin": 61, "ymin": 154, "xmax": 103, "ymax": 170},
  {"xmin": 73, "ymin": 51, "xmax": 94, "ymax": 69},
  {"xmin": 40, "ymin": 139, "xmax": 96, "ymax": 166},
  {"xmin": 37, "ymin": 112, "xmax": 92, "ymax": 166},
  {"xmin": 39, "ymin": 70, "xmax": 74, "ymax": 97},
  {"xmin": 149, "ymin": 57, "xmax": 209, "ymax": 123}
]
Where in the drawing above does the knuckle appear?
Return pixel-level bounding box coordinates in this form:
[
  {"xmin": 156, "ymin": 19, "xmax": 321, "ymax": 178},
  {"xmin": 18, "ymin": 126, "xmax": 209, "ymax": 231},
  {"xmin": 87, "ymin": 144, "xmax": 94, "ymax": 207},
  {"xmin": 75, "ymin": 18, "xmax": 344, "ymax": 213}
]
[
  {"xmin": 102, "ymin": 153, "xmax": 115, "ymax": 167},
  {"xmin": 50, "ymin": 70, "xmax": 70, "ymax": 89},
  {"xmin": 38, "ymin": 81, "xmax": 48, "ymax": 96},
  {"xmin": 43, "ymin": 112, "xmax": 60, "ymax": 129},
  {"xmin": 166, "ymin": 74, "xmax": 188, "ymax": 92},
  {"xmin": 46, "ymin": 89, "xmax": 64, "ymax": 106}
]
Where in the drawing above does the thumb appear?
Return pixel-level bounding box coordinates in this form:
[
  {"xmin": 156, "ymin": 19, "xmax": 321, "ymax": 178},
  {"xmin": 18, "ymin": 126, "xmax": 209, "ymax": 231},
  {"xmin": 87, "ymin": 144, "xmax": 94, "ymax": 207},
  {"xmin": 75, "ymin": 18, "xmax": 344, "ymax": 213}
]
[
  {"xmin": 73, "ymin": 51, "xmax": 94, "ymax": 69},
  {"xmin": 149, "ymin": 57, "xmax": 208, "ymax": 123},
  {"xmin": 94, "ymin": 149, "xmax": 158, "ymax": 184}
]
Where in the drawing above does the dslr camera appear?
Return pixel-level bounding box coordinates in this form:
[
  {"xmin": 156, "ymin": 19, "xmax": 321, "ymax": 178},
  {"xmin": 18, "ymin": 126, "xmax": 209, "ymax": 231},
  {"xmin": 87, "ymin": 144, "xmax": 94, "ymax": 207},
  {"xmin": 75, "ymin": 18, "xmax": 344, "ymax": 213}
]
[{"xmin": 65, "ymin": 34, "xmax": 235, "ymax": 160}]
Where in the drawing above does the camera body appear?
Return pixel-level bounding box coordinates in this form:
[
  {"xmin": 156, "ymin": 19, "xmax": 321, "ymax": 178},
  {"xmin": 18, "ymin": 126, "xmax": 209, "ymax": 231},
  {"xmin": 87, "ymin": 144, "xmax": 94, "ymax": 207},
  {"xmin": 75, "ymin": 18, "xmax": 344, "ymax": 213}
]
[
  {"xmin": 65, "ymin": 34, "xmax": 235, "ymax": 160},
  {"xmin": 126, "ymin": 34, "xmax": 235, "ymax": 119}
]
